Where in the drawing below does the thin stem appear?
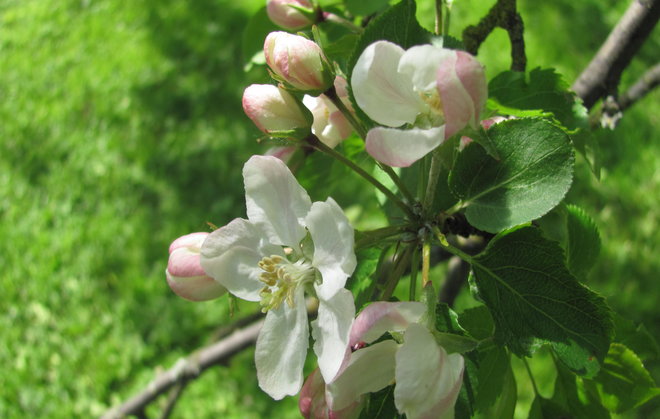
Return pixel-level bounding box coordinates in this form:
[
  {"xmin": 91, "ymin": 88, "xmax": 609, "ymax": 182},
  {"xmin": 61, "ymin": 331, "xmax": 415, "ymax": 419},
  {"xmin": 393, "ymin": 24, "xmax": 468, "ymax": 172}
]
[
  {"xmin": 324, "ymin": 86, "xmax": 416, "ymax": 206},
  {"xmin": 324, "ymin": 86, "xmax": 367, "ymax": 139},
  {"xmin": 435, "ymin": 0, "xmax": 443, "ymax": 35},
  {"xmin": 422, "ymin": 241, "xmax": 431, "ymax": 287},
  {"xmin": 422, "ymin": 148, "xmax": 443, "ymax": 215},
  {"xmin": 409, "ymin": 245, "xmax": 420, "ymax": 301},
  {"xmin": 382, "ymin": 245, "xmax": 414, "ymax": 300},
  {"xmin": 522, "ymin": 357, "xmax": 540, "ymax": 396},
  {"xmin": 310, "ymin": 136, "xmax": 416, "ymax": 219},
  {"xmin": 323, "ymin": 12, "xmax": 364, "ymax": 33},
  {"xmin": 378, "ymin": 163, "xmax": 416, "ymax": 205},
  {"xmin": 355, "ymin": 224, "xmax": 412, "ymax": 250},
  {"xmin": 431, "ymin": 226, "xmax": 474, "ymax": 263},
  {"xmin": 443, "ymin": 0, "xmax": 451, "ymax": 39}
]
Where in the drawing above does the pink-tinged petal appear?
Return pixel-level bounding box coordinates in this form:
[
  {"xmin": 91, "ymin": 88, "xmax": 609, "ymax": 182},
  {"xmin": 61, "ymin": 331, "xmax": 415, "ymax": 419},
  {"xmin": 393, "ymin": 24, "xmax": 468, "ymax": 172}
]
[
  {"xmin": 365, "ymin": 125, "xmax": 445, "ymax": 167},
  {"xmin": 242, "ymin": 84, "xmax": 310, "ymax": 134},
  {"xmin": 351, "ymin": 41, "xmax": 423, "ymax": 127},
  {"xmin": 166, "ymin": 232, "xmax": 226, "ymax": 301},
  {"xmin": 312, "ymin": 289, "xmax": 356, "ymax": 383},
  {"xmin": 394, "ymin": 323, "xmax": 465, "ymax": 419},
  {"xmin": 349, "ymin": 301, "xmax": 425, "ymax": 346},
  {"xmin": 244, "ymin": 155, "xmax": 312, "ymax": 247},
  {"xmin": 267, "ymin": 0, "xmax": 315, "ymax": 30},
  {"xmin": 300, "ymin": 368, "xmax": 329, "ymax": 419},
  {"xmin": 200, "ymin": 218, "xmax": 282, "ymax": 301},
  {"xmin": 168, "ymin": 232, "xmax": 209, "ymax": 254},
  {"xmin": 306, "ymin": 198, "xmax": 356, "ymax": 300},
  {"xmin": 256, "ymin": 286, "xmax": 309, "ymax": 400},
  {"xmin": 300, "ymin": 368, "xmax": 364, "ymax": 419},
  {"xmin": 326, "ymin": 340, "xmax": 399, "ymax": 411},
  {"xmin": 165, "ymin": 269, "xmax": 226, "ymax": 302},
  {"xmin": 454, "ymin": 51, "xmax": 487, "ymax": 128},
  {"xmin": 399, "ymin": 45, "xmax": 453, "ymax": 92},
  {"xmin": 437, "ymin": 51, "xmax": 486, "ymax": 138},
  {"xmin": 265, "ymin": 146, "xmax": 297, "ymax": 163},
  {"xmin": 303, "ymin": 94, "xmax": 352, "ymax": 148},
  {"xmin": 264, "ymin": 32, "xmax": 331, "ymax": 92}
]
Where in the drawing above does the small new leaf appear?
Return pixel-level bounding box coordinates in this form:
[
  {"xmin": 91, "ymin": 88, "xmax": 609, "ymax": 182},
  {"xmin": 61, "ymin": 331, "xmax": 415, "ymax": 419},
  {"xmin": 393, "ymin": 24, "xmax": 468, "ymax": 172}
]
[
  {"xmin": 590, "ymin": 343, "xmax": 660, "ymax": 413},
  {"xmin": 565, "ymin": 204, "xmax": 601, "ymax": 278}
]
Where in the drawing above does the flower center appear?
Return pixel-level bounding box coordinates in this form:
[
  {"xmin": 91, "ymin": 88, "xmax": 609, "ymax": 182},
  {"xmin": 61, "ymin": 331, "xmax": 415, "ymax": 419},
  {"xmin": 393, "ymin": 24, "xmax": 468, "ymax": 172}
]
[
  {"xmin": 415, "ymin": 89, "xmax": 444, "ymax": 128},
  {"xmin": 258, "ymin": 255, "xmax": 315, "ymax": 312}
]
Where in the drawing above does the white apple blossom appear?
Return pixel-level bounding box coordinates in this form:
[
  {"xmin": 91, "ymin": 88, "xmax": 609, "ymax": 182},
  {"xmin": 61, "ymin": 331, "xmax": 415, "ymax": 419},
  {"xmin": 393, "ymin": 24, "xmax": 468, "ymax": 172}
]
[
  {"xmin": 200, "ymin": 155, "xmax": 357, "ymax": 400},
  {"xmin": 351, "ymin": 40, "xmax": 487, "ymax": 167},
  {"xmin": 300, "ymin": 301, "xmax": 464, "ymax": 419}
]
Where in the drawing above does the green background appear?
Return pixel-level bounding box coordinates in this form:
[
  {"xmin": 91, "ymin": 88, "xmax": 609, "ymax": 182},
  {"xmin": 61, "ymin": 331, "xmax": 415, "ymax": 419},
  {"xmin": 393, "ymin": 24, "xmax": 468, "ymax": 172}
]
[{"xmin": 1, "ymin": 0, "xmax": 657, "ymax": 417}]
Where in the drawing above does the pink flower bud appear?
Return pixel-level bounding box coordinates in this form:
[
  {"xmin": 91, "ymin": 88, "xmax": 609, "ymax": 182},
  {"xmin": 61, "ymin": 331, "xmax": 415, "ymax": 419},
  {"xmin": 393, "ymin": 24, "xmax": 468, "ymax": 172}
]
[
  {"xmin": 242, "ymin": 84, "xmax": 311, "ymax": 137},
  {"xmin": 267, "ymin": 0, "xmax": 316, "ymax": 30},
  {"xmin": 264, "ymin": 32, "xmax": 333, "ymax": 92},
  {"xmin": 264, "ymin": 146, "xmax": 297, "ymax": 163},
  {"xmin": 437, "ymin": 50, "xmax": 487, "ymax": 138},
  {"xmin": 166, "ymin": 232, "xmax": 226, "ymax": 301}
]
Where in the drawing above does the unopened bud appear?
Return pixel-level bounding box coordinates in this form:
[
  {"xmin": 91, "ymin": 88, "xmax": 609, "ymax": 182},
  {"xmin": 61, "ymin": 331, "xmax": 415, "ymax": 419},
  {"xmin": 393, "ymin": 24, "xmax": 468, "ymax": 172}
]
[
  {"xmin": 242, "ymin": 84, "xmax": 312, "ymax": 138},
  {"xmin": 264, "ymin": 31, "xmax": 333, "ymax": 93},
  {"xmin": 267, "ymin": 0, "xmax": 316, "ymax": 30},
  {"xmin": 166, "ymin": 232, "xmax": 226, "ymax": 301}
]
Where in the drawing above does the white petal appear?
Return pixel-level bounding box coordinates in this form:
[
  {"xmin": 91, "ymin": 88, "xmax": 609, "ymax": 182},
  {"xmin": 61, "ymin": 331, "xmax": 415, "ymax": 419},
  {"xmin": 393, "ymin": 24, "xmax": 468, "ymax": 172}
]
[
  {"xmin": 306, "ymin": 198, "xmax": 356, "ymax": 300},
  {"xmin": 326, "ymin": 340, "xmax": 399, "ymax": 411},
  {"xmin": 365, "ymin": 125, "xmax": 445, "ymax": 167},
  {"xmin": 255, "ymin": 287, "xmax": 309, "ymax": 400},
  {"xmin": 351, "ymin": 41, "xmax": 423, "ymax": 127},
  {"xmin": 200, "ymin": 218, "xmax": 282, "ymax": 301},
  {"xmin": 311, "ymin": 289, "xmax": 356, "ymax": 383},
  {"xmin": 244, "ymin": 155, "xmax": 312, "ymax": 247},
  {"xmin": 394, "ymin": 323, "xmax": 465, "ymax": 419},
  {"xmin": 349, "ymin": 301, "xmax": 425, "ymax": 346},
  {"xmin": 399, "ymin": 45, "xmax": 453, "ymax": 92}
]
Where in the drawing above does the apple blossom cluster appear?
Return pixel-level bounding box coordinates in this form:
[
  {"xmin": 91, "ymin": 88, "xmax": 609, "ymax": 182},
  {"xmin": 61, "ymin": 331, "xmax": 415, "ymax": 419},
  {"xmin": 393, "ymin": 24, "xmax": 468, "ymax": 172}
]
[{"xmin": 165, "ymin": 2, "xmax": 493, "ymax": 417}]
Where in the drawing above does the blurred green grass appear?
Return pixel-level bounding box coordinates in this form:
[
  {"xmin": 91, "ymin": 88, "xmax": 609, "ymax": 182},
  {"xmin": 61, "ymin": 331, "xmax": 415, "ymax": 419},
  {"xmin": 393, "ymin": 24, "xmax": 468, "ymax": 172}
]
[{"xmin": 0, "ymin": 0, "xmax": 658, "ymax": 417}]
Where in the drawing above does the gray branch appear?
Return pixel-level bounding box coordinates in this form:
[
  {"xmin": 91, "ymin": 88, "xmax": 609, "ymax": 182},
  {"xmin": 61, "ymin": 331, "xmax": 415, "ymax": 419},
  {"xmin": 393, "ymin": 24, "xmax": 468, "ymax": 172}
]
[
  {"xmin": 619, "ymin": 62, "xmax": 660, "ymax": 110},
  {"xmin": 572, "ymin": 0, "xmax": 660, "ymax": 109},
  {"xmin": 101, "ymin": 319, "xmax": 264, "ymax": 419}
]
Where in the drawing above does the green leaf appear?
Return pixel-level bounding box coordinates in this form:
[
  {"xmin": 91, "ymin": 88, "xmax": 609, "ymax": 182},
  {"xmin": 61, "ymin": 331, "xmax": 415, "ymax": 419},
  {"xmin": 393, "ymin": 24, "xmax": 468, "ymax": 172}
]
[
  {"xmin": 551, "ymin": 362, "xmax": 610, "ymax": 418},
  {"xmin": 488, "ymin": 68, "xmax": 588, "ymax": 131},
  {"xmin": 435, "ymin": 332, "xmax": 479, "ymax": 354},
  {"xmin": 565, "ymin": 205, "xmax": 601, "ymax": 278},
  {"xmin": 613, "ymin": 314, "xmax": 660, "ymax": 361},
  {"xmin": 347, "ymin": 0, "xmax": 431, "ymax": 75},
  {"xmin": 449, "ymin": 118, "xmax": 574, "ymax": 233},
  {"xmin": 345, "ymin": 0, "xmax": 391, "ymax": 16},
  {"xmin": 475, "ymin": 347, "xmax": 513, "ymax": 413},
  {"xmin": 590, "ymin": 343, "xmax": 660, "ymax": 413},
  {"xmin": 528, "ymin": 395, "xmax": 572, "ymax": 419},
  {"xmin": 477, "ymin": 360, "xmax": 516, "ymax": 418},
  {"xmin": 571, "ymin": 129, "xmax": 602, "ymax": 179},
  {"xmin": 322, "ymin": 34, "xmax": 359, "ymax": 74},
  {"xmin": 470, "ymin": 226, "xmax": 613, "ymax": 377},
  {"xmin": 351, "ymin": 246, "xmax": 386, "ymax": 310},
  {"xmin": 359, "ymin": 385, "xmax": 403, "ymax": 419},
  {"xmin": 458, "ymin": 305, "xmax": 495, "ymax": 341}
]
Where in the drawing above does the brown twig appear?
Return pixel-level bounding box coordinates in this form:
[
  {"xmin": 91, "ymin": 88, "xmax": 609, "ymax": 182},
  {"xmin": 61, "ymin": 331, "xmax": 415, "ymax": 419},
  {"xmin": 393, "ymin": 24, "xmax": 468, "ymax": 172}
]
[
  {"xmin": 101, "ymin": 319, "xmax": 264, "ymax": 419},
  {"xmin": 572, "ymin": 0, "xmax": 660, "ymax": 109},
  {"xmin": 462, "ymin": 0, "xmax": 526, "ymax": 71}
]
